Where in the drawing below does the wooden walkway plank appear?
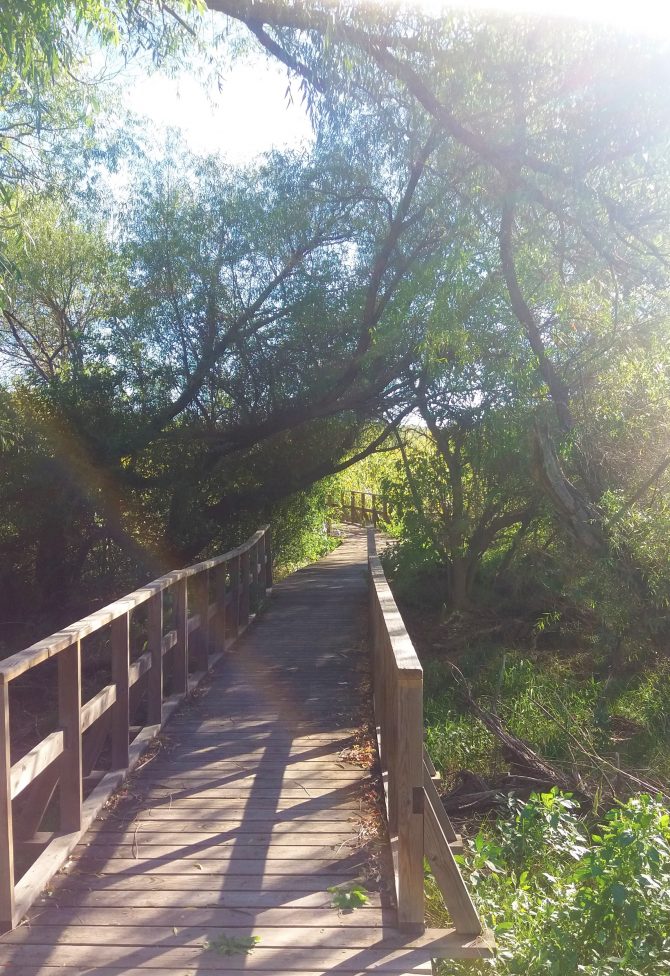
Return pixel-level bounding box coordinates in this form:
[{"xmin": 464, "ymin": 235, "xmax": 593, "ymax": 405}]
[{"xmin": 0, "ymin": 528, "xmax": 450, "ymax": 974}]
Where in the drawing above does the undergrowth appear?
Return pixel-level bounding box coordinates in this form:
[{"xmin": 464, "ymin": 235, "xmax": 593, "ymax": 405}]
[
  {"xmin": 430, "ymin": 790, "xmax": 670, "ymax": 976},
  {"xmin": 424, "ymin": 652, "xmax": 670, "ymax": 785},
  {"xmin": 423, "ymin": 648, "xmax": 670, "ymax": 974}
]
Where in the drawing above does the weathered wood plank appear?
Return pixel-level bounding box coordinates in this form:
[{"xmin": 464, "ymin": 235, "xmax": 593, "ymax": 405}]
[
  {"xmin": 0, "ymin": 939, "xmax": 490, "ymax": 969},
  {"xmin": 394, "ymin": 673, "xmax": 423, "ymax": 928},
  {"xmin": 424, "ymin": 789, "xmax": 481, "ymax": 935},
  {"xmin": 147, "ymin": 593, "xmax": 163, "ymax": 725},
  {"xmin": 5, "ymin": 923, "xmax": 487, "ymax": 952},
  {"xmin": 74, "ymin": 842, "xmax": 363, "ymax": 860},
  {"xmin": 21, "ymin": 908, "xmax": 392, "ymax": 930},
  {"xmin": 86, "ymin": 827, "xmax": 361, "ymax": 842},
  {"xmin": 111, "ymin": 612, "xmax": 130, "ymax": 770},
  {"xmin": 92, "ymin": 805, "xmax": 361, "ymax": 821},
  {"xmin": 172, "ymin": 578, "xmax": 188, "ymax": 695},
  {"xmin": 43, "ymin": 873, "xmax": 374, "ymax": 894},
  {"xmin": 81, "ymin": 684, "xmax": 117, "ymax": 734},
  {"xmin": 190, "ymin": 570, "xmax": 209, "ymax": 673},
  {"xmin": 9, "ymin": 731, "xmax": 64, "ymax": 801},
  {"xmin": 128, "ymin": 650, "xmax": 151, "ymax": 688},
  {"xmin": 128, "ymin": 785, "xmax": 364, "ymax": 799},
  {"xmin": 33, "ymin": 889, "xmax": 383, "ymax": 910},
  {"xmin": 0, "ymin": 967, "xmax": 433, "ymax": 976},
  {"xmin": 133, "ymin": 770, "xmax": 366, "ymax": 784},
  {"xmin": 67, "ymin": 855, "xmax": 368, "ymax": 876},
  {"xmin": 97, "ymin": 798, "xmax": 364, "ymax": 812}
]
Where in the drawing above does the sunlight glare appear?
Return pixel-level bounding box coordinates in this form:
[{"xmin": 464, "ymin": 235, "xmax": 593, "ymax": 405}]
[{"xmin": 403, "ymin": 0, "xmax": 670, "ymax": 36}]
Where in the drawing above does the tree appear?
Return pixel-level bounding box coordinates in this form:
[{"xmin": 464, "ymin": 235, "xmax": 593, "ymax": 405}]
[
  {"xmin": 209, "ymin": 2, "xmax": 670, "ymax": 564},
  {"xmin": 0, "ymin": 126, "xmax": 444, "ymax": 634}
]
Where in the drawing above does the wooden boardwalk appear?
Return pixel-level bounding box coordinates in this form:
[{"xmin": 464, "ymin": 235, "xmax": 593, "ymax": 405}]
[{"xmin": 0, "ymin": 528, "xmax": 435, "ymax": 975}]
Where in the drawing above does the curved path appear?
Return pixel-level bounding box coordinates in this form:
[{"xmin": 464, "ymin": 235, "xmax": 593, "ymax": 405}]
[{"xmin": 0, "ymin": 528, "xmax": 432, "ymax": 975}]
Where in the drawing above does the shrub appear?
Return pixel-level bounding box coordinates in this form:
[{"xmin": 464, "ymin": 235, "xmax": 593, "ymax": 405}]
[{"xmin": 436, "ymin": 791, "xmax": 670, "ymax": 976}]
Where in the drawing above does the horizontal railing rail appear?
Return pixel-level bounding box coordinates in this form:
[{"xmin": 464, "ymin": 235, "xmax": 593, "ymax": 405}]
[
  {"xmin": 327, "ymin": 490, "xmax": 391, "ymax": 527},
  {"xmin": 367, "ymin": 528, "xmax": 490, "ymax": 947},
  {"xmin": 0, "ymin": 526, "xmax": 272, "ymax": 931}
]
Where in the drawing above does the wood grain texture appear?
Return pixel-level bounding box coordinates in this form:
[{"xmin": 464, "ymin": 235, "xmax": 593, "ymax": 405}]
[
  {"xmin": 9, "ymin": 732, "xmax": 64, "ymax": 801},
  {"xmin": 58, "ymin": 641, "xmax": 82, "ymax": 833}
]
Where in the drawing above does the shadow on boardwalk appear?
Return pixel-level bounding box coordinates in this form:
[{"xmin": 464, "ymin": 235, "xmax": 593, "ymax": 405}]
[{"xmin": 0, "ymin": 527, "xmax": 432, "ymax": 975}]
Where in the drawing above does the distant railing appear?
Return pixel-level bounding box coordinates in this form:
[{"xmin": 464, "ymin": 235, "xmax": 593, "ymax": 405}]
[
  {"xmin": 367, "ymin": 528, "xmax": 492, "ymax": 951},
  {"xmin": 0, "ymin": 526, "xmax": 272, "ymax": 931},
  {"xmin": 327, "ymin": 490, "xmax": 391, "ymax": 527}
]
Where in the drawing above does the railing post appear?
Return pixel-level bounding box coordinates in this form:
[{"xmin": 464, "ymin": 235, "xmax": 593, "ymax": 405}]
[
  {"xmin": 0, "ymin": 674, "xmax": 15, "ymax": 931},
  {"xmin": 396, "ymin": 672, "xmax": 424, "ymax": 930},
  {"xmin": 214, "ymin": 563, "xmax": 227, "ymax": 654},
  {"xmin": 192, "ymin": 570, "xmax": 209, "ymax": 672},
  {"xmin": 58, "ymin": 640, "xmax": 82, "ymax": 833},
  {"xmin": 173, "ymin": 578, "xmax": 189, "ymax": 694},
  {"xmin": 265, "ymin": 530, "xmax": 273, "ymax": 590},
  {"xmin": 147, "ymin": 592, "xmax": 163, "ymax": 725},
  {"xmin": 250, "ymin": 541, "xmax": 260, "ymax": 613},
  {"xmin": 111, "ymin": 611, "xmax": 130, "ymax": 769},
  {"xmin": 386, "ymin": 657, "xmax": 398, "ymax": 832},
  {"xmin": 350, "ymin": 490, "xmax": 355, "ymax": 524},
  {"xmin": 257, "ymin": 533, "xmax": 267, "ymax": 602},
  {"xmin": 239, "ymin": 550, "xmax": 250, "ymax": 630},
  {"xmin": 230, "ymin": 556, "xmax": 240, "ymax": 639}
]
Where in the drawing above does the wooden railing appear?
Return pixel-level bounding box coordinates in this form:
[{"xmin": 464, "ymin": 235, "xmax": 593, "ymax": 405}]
[
  {"xmin": 327, "ymin": 490, "xmax": 390, "ymax": 527},
  {"xmin": 0, "ymin": 526, "xmax": 272, "ymax": 931},
  {"xmin": 367, "ymin": 529, "xmax": 491, "ymax": 949}
]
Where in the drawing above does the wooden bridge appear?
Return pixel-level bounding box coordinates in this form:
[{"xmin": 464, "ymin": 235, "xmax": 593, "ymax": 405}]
[{"xmin": 0, "ymin": 521, "xmax": 493, "ymax": 974}]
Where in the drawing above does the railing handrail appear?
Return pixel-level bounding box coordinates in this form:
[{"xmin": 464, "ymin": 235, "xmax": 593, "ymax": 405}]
[
  {"xmin": 367, "ymin": 527, "xmax": 486, "ymax": 940},
  {"xmin": 0, "ymin": 527, "xmax": 269, "ymax": 681},
  {"xmin": 326, "ymin": 490, "xmax": 390, "ymax": 528},
  {"xmin": 368, "ymin": 554, "xmax": 422, "ymax": 677},
  {"xmin": 0, "ymin": 525, "xmax": 272, "ymax": 931}
]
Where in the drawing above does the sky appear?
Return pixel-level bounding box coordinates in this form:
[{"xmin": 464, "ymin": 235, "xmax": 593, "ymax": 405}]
[{"xmin": 120, "ymin": 0, "xmax": 670, "ymax": 167}]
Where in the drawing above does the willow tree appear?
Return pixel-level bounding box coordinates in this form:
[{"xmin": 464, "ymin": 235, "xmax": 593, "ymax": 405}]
[{"xmin": 209, "ymin": 2, "xmax": 670, "ymax": 548}]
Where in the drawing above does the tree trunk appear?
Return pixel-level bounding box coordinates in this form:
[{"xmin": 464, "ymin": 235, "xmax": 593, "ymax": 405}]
[
  {"xmin": 532, "ymin": 423, "xmax": 606, "ymax": 553},
  {"xmin": 448, "ymin": 556, "xmax": 473, "ymax": 610}
]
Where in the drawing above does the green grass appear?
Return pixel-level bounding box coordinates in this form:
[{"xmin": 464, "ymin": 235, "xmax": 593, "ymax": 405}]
[{"xmin": 424, "ymin": 648, "xmax": 670, "ymax": 787}]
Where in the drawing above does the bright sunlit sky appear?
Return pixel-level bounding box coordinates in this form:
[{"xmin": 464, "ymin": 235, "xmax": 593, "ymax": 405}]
[{"xmin": 119, "ymin": 0, "xmax": 670, "ymax": 167}]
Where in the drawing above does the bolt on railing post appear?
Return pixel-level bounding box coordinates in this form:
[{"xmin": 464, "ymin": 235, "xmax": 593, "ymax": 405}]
[
  {"xmin": 147, "ymin": 592, "xmax": 163, "ymax": 725},
  {"xmin": 0, "ymin": 674, "xmax": 15, "ymax": 932},
  {"xmin": 111, "ymin": 611, "xmax": 130, "ymax": 769},
  {"xmin": 58, "ymin": 639, "xmax": 82, "ymax": 834}
]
